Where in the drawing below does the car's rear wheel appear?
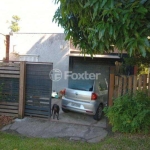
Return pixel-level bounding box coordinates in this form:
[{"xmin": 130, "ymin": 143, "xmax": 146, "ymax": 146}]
[
  {"xmin": 93, "ymin": 104, "xmax": 103, "ymax": 121},
  {"xmin": 62, "ymin": 108, "xmax": 69, "ymax": 113}
]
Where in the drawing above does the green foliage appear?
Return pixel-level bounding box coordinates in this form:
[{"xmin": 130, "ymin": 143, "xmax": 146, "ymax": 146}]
[
  {"xmin": 124, "ymin": 52, "xmax": 150, "ymax": 67},
  {"xmin": 1, "ymin": 132, "xmax": 150, "ymax": 150},
  {"xmin": 53, "ymin": 0, "xmax": 150, "ymax": 57},
  {"xmin": 104, "ymin": 91, "xmax": 150, "ymax": 133},
  {"xmin": 9, "ymin": 15, "xmax": 20, "ymax": 32},
  {"xmin": 123, "ymin": 51, "xmax": 150, "ymax": 74}
]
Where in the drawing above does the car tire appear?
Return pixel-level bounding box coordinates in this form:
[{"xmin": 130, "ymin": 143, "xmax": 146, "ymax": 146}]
[
  {"xmin": 62, "ymin": 108, "xmax": 69, "ymax": 113},
  {"xmin": 93, "ymin": 104, "xmax": 103, "ymax": 121}
]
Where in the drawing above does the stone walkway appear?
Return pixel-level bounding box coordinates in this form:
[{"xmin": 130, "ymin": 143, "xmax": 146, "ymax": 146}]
[{"xmin": 2, "ymin": 117, "xmax": 108, "ymax": 143}]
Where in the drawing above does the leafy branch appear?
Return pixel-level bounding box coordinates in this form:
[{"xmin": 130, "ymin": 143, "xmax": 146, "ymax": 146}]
[
  {"xmin": 53, "ymin": 0, "xmax": 150, "ymax": 57},
  {"xmin": 9, "ymin": 15, "xmax": 20, "ymax": 32}
]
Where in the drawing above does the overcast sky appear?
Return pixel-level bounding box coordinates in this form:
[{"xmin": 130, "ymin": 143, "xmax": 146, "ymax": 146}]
[{"xmin": 0, "ymin": 0, "xmax": 64, "ymax": 34}]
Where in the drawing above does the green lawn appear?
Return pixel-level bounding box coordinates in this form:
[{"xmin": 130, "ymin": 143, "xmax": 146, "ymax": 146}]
[{"xmin": 0, "ymin": 132, "xmax": 150, "ymax": 150}]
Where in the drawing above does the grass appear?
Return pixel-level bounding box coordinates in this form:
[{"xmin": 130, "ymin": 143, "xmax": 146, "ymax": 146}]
[{"xmin": 0, "ymin": 132, "xmax": 150, "ymax": 150}]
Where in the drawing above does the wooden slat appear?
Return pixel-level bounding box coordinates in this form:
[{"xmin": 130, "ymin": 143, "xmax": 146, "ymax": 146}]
[
  {"xmin": 0, "ymin": 62, "xmax": 20, "ymax": 67},
  {"xmin": 115, "ymin": 65, "xmax": 119, "ymax": 74},
  {"xmin": 0, "ymin": 102, "xmax": 19, "ymax": 106},
  {"xmin": 0, "ymin": 70, "xmax": 20, "ymax": 74},
  {"xmin": 123, "ymin": 76, "xmax": 127, "ymax": 95},
  {"xmin": 133, "ymin": 75, "xmax": 137, "ymax": 93},
  {"xmin": 128, "ymin": 76, "xmax": 133, "ymax": 94},
  {"xmin": 142, "ymin": 74, "xmax": 147, "ymax": 91},
  {"xmin": 108, "ymin": 67, "xmax": 115, "ymax": 106},
  {"xmin": 0, "ymin": 109, "xmax": 18, "ymax": 113},
  {"xmin": 138, "ymin": 75, "xmax": 142, "ymax": 90},
  {"xmin": 0, "ymin": 105, "xmax": 18, "ymax": 109},
  {"xmin": 114, "ymin": 76, "xmax": 119, "ymax": 99},
  {"xmin": 0, "ymin": 66, "xmax": 20, "ymax": 70},
  {"xmin": 118, "ymin": 77, "xmax": 123, "ymax": 97},
  {"xmin": 0, "ymin": 74, "xmax": 20, "ymax": 78},
  {"xmin": 0, "ymin": 112, "xmax": 18, "ymax": 117}
]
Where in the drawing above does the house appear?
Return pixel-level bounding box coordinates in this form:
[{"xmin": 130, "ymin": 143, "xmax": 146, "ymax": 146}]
[
  {"xmin": 8, "ymin": 33, "xmax": 122, "ymax": 93},
  {"xmin": 9, "ymin": 33, "xmax": 69, "ymax": 92}
]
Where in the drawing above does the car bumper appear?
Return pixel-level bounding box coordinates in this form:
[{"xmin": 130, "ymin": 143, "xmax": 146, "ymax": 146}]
[{"xmin": 61, "ymin": 96, "xmax": 98, "ymax": 115}]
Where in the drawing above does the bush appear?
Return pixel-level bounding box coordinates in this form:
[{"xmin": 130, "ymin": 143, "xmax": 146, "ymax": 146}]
[{"xmin": 104, "ymin": 91, "xmax": 150, "ymax": 133}]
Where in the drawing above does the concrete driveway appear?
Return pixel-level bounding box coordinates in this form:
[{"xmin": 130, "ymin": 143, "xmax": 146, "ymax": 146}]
[
  {"xmin": 51, "ymin": 98, "xmax": 106, "ymax": 128},
  {"xmin": 1, "ymin": 98, "xmax": 108, "ymax": 143}
]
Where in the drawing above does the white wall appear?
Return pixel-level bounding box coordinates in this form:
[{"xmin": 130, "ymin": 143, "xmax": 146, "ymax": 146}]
[
  {"xmin": 9, "ymin": 33, "xmax": 69, "ymax": 92},
  {"xmin": 0, "ymin": 34, "xmax": 6, "ymax": 60}
]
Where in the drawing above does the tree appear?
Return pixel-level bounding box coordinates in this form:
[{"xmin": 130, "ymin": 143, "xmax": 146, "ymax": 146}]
[
  {"xmin": 53, "ymin": 0, "xmax": 150, "ymax": 57},
  {"xmin": 9, "ymin": 15, "xmax": 20, "ymax": 32}
]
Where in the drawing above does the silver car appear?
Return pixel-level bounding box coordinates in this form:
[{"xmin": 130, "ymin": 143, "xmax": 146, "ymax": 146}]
[{"xmin": 61, "ymin": 79, "xmax": 108, "ymax": 120}]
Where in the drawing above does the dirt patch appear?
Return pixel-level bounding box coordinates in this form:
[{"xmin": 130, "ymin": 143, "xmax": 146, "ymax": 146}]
[{"xmin": 0, "ymin": 115, "xmax": 14, "ymax": 129}]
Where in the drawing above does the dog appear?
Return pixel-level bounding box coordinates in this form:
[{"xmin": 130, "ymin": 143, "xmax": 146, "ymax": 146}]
[{"xmin": 51, "ymin": 104, "xmax": 60, "ymax": 120}]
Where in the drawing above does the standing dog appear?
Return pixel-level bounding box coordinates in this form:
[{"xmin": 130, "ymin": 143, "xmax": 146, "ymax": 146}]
[{"xmin": 51, "ymin": 104, "xmax": 60, "ymax": 120}]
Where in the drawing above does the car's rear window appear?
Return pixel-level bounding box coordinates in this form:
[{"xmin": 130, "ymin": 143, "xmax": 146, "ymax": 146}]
[{"xmin": 68, "ymin": 80, "xmax": 94, "ymax": 91}]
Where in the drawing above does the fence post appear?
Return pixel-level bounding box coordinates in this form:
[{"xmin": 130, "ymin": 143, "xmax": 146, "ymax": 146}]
[
  {"xmin": 138, "ymin": 75, "xmax": 142, "ymax": 91},
  {"xmin": 123, "ymin": 76, "xmax": 127, "ymax": 95},
  {"xmin": 114, "ymin": 76, "xmax": 119, "ymax": 98},
  {"xmin": 107, "ymin": 66, "xmax": 115, "ymax": 133},
  {"xmin": 108, "ymin": 66, "xmax": 115, "ymax": 106},
  {"xmin": 133, "ymin": 75, "xmax": 137, "ymax": 93},
  {"xmin": 18, "ymin": 61, "xmax": 26, "ymax": 119},
  {"xmin": 118, "ymin": 77, "xmax": 123, "ymax": 97},
  {"xmin": 128, "ymin": 76, "xmax": 133, "ymax": 94},
  {"xmin": 142, "ymin": 74, "xmax": 147, "ymax": 92}
]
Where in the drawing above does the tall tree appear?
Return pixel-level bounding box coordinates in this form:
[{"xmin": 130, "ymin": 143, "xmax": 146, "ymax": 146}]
[
  {"xmin": 9, "ymin": 15, "xmax": 20, "ymax": 32},
  {"xmin": 53, "ymin": 0, "xmax": 150, "ymax": 57}
]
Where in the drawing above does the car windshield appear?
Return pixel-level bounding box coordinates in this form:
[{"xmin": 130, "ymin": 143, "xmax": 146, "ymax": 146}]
[{"xmin": 68, "ymin": 79, "xmax": 94, "ymax": 91}]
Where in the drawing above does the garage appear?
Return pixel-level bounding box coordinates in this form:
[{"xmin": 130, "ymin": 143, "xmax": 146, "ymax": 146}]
[{"xmin": 51, "ymin": 55, "xmax": 121, "ymax": 127}]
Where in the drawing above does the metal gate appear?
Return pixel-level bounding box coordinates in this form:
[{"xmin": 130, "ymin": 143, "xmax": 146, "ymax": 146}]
[{"xmin": 25, "ymin": 62, "xmax": 53, "ymax": 118}]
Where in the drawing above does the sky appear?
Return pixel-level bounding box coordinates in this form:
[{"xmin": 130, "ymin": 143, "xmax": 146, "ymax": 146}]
[{"xmin": 0, "ymin": 0, "xmax": 64, "ymax": 34}]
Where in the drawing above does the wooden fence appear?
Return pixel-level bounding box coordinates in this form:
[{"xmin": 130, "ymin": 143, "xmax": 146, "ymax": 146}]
[
  {"xmin": 0, "ymin": 61, "xmax": 53, "ymax": 119},
  {"xmin": 0, "ymin": 62, "xmax": 25, "ymax": 118},
  {"xmin": 108, "ymin": 67, "xmax": 150, "ymax": 106}
]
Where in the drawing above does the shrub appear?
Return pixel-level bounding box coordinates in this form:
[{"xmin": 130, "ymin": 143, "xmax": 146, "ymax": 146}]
[{"xmin": 104, "ymin": 91, "xmax": 150, "ymax": 133}]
